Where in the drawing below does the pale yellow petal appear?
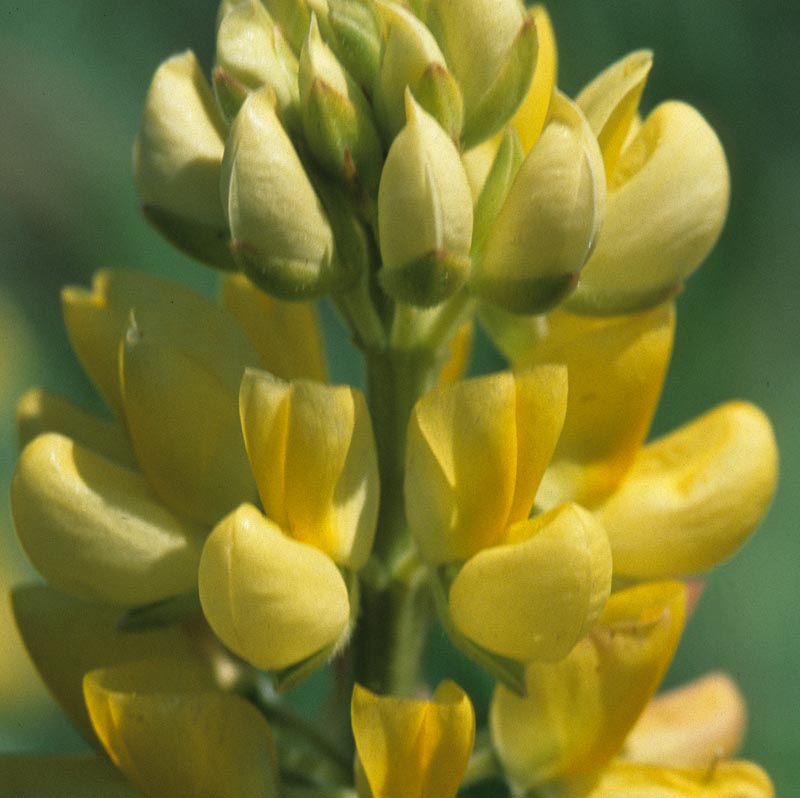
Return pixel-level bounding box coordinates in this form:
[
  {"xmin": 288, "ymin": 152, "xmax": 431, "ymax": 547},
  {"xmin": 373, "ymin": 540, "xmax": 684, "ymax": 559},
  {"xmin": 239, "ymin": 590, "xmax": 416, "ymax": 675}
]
[
  {"xmin": 240, "ymin": 370, "xmax": 379, "ymax": 568},
  {"xmin": 491, "ymin": 581, "xmax": 686, "ymax": 793},
  {"xmin": 11, "ymin": 433, "xmax": 204, "ymax": 605},
  {"xmin": 84, "ymin": 658, "xmax": 279, "ymax": 798},
  {"xmin": 623, "ymin": 672, "xmax": 746, "ymax": 769},
  {"xmin": 351, "ymin": 680, "xmax": 474, "ymax": 798},
  {"xmin": 599, "ymin": 402, "xmax": 778, "ymax": 578},
  {"xmin": 121, "ymin": 320, "xmax": 256, "ymax": 525},
  {"xmin": 449, "ymin": 503, "xmax": 611, "ymax": 661},
  {"xmin": 222, "ymin": 273, "xmax": 327, "ymax": 382},
  {"xmin": 198, "ymin": 504, "xmax": 350, "ymax": 670},
  {"xmin": 405, "ymin": 366, "xmax": 567, "ymax": 564},
  {"xmin": 0, "ymin": 754, "xmax": 137, "ymax": 797},
  {"xmin": 16, "ymin": 387, "xmax": 135, "ymax": 469},
  {"xmin": 11, "ymin": 583, "xmax": 205, "ymax": 745},
  {"xmin": 582, "ymin": 759, "xmax": 773, "ymax": 798},
  {"xmin": 508, "ymin": 4, "xmax": 557, "ymax": 152},
  {"xmin": 576, "ymin": 50, "xmax": 653, "ymax": 179},
  {"xmin": 528, "ymin": 303, "xmax": 675, "ymax": 507}
]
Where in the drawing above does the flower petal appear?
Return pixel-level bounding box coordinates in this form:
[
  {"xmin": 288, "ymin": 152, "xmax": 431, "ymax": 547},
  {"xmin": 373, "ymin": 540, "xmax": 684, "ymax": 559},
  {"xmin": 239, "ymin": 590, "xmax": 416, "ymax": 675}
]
[
  {"xmin": 449, "ymin": 503, "xmax": 611, "ymax": 661},
  {"xmin": 491, "ymin": 581, "xmax": 686, "ymax": 793},
  {"xmin": 622, "ymin": 672, "xmax": 747, "ymax": 769},
  {"xmin": 405, "ymin": 366, "xmax": 567, "ymax": 564},
  {"xmin": 11, "ymin": 433, "xmax": 204, "ymax": 605},
  {"xmin": 198, "ymin": 504, "xmax": 351, "ymax": 670},
  {"xmin": 84, "ymin": 658, "xmax": 279, "ymax": 797},
  {"xmin": 352, "ymin": 680, "xmax": 474, "ymax": 798},
  {"xmin": 599, "ymin": 401, "xmax": 778, "ymax": 578}
]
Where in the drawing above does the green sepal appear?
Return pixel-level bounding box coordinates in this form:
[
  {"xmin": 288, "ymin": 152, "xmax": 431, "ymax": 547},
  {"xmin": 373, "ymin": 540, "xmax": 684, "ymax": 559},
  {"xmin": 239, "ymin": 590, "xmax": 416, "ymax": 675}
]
[
  {"xmin": 471, "ymin": 127, "xmax": 524, "ymax": 256},
  {"xmin": 327, "ymin": 0, "xmax": 385, "ymax": 93},
  {"xmin": 301, "ymin": 76, "xmax": 383, "ymax": 193},
  {"xmin": 231, "ymin": 240, "xmax": 335, "ymax": 300},
  {"xmin": 461, "ymin": 13, "xmax": 538, "ymax": 148},
  {"xmin": 272, "ymin": 569, "xmax": 360, "ymax": 693},
  {"xmin": 379, "ymin": 250, "xmax": 470, "ymax": 308},
  {"xmin": 415, "ymin": 61, "xmax": 464, "ymax": 141},
  {"xmin": 142, "ymin": 204, "xmax": 238, "ymax": 271},
  {"xmin": 431, "ymin": 565, "xmax": 527, "ymax": 696},
  {"xmin": 212, "ymin": 66, "xmax": 249, "ymax": 122},
  {"xmin": 117, "ymin": 591, "xmax": 201, "ymax": 633},
  {"xmin": 472, "ymin": 269, "xmax": 579, "ymax": 316}
]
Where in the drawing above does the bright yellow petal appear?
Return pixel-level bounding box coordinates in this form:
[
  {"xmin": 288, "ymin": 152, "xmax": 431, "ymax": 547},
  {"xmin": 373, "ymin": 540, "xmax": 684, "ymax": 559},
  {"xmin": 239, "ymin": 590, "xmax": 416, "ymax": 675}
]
[
  {"xmin": 16, "ymin": 387, "xmax": 135, "ymax": 469},
  {"xmin": 526, "ymin": 303, "xmax": 675, "ymax": 508},
  {"xmin": 222, "ymin": 273, "xmax": 327, "ymax": 382},
  {"xmin": 198, "ymin": 504, "xmax": 351, "ymax": 670},
  {"xmin": 581, "ymin": 759, "xmax": 773, "ymax": 798},
  {"xmin": 84, "ymin": 658, "xmax": 279, "ymax": 797},
  {"xmin": 437, "ymin": 321, "xmax": 473, "ymax": 386},
  {"xmin": 449, "ymin": 503, "xmax": 611, "ymax": 662},
  {"xmin": 599, "ymin": 401, "xmax": 778, "ymax": 578},
  {"xmin": 121, "ymin": 319, "xmax": 256, "ymax": 525},
  {"xmin": 239, "ymin": 370, "xmax": 379, "ymax": 568},
  {"xmin": 622, "ymin": 672, "xmax": 746, "ymax": 769},
  {"xmin": 0, "ymin": 754, "xmax": 137, "ymax": 797},
  {"xmin": 491, "ymin": 581, "xmax": 686, "ymax": 793},
  {"xmin": 11, "ymin": 583, "xmax": 205, "ymax": 745},
  {"xmin": 11, "ymin": 433, "xmax": 204, "ymax": 605},
  {"xmin": 508, "ymin": 4, "xmax": 557, "ymax": 152},
  {"xmin": 351, "ymin": 681, "xmax": 474, "ymax": 798},
  {"xmin": 405, "ymin": 367, "xmax": 567, "ymax": 564}
]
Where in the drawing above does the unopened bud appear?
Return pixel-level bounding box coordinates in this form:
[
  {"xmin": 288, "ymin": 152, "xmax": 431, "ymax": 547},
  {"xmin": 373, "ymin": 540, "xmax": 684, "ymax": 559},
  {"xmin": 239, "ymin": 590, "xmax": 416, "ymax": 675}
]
[{"xmin": 327, "ymin": 0, "xmax": 384, "ymax": 92}]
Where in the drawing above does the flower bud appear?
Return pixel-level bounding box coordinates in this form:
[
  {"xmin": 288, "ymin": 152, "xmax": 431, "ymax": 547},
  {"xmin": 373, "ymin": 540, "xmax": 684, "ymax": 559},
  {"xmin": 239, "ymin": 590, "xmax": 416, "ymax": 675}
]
[
  {"xmin": 405, "ymin": 367, "xmax": 567, "ymax": 564},
  {"xmin": 11, "ymin": 433, "xmax": 204, "ymax": 606},
  {"xmin": 472, "ymin": 92, "xmax": 605, "ymax": 314},
  {"xmin": 299, "ymin": 15, "xmax": 383, "ymax": 191},
  {"xmin": 448, "ymin": 503, "xmax": 612, "ymax": 662},
  {"xmin": 214, "ymin": 0, "xmax": 299, "ymax": 124},
  {"xmin": 239, "ymin": 368, "xmax": 379, "ymax": 569},
  {"xmin": 377, "ymin": 92, "xmax": 472, "ymax": 306},
  {"xmin": 427, "ymin": 0, "xmax": 537, "ymax": 146},
  {"xmin": 374, "ymin": 2, "xmax": 463, "ymax": 140},
  {"xmin": 352, "ymin": 681, "xmax": 475, "ymax": 798},
  {"xmin": 568, "ymin": 100, "xmax": 730, "ymax": 315},
  {"xmin": 221, "ymin": 87, "xmax": 337, "ymax": 299},
  {"xmin": 598, "ymin": 401, "xmax": 778, "ymax": 578},
  {"xmin": 327, "ymin": 0, "xmax": 385, "ymax": 92},
  {"xmin": 261, "ymin": 0, "xmax": 321, "ymax": 52},
  {"xmin": 491, "ymin": 581, "xmax": 686, "ymax": 794},
  {"xmin": 198, "ymin": 504, "xmax": 351, "ymax": 670},
  {"xmin": 133, "ymin": 51, "xmax": 234, "ymax": 269}
]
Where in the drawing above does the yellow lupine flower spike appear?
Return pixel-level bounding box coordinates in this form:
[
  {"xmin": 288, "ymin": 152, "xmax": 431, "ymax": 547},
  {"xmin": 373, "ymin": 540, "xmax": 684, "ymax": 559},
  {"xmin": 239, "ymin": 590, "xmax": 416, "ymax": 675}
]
[
  {"xmin": 239, "ymin": 368, "xmax": 379, "ymax": 569},
  {"xmin": 622, "ymin": 672, "xmax": 747, "ymax": 769},
  {"xmin": 84, "ymin": 658, "xmax": 280, "ymax": 798},
  {"xmin": 405, "ymin": 366, "xmax": 567, "ymax": 564},
  {"xmin": 352, "ymin": 681, "xmax": 475, "ymax": 798},
  {"xmin": 491, "ymin": 581, "xmax": 686, "ymax": 794},
  {"xmin": 598, "ymin": 401, "xmax": 778, "ymax": 578}
]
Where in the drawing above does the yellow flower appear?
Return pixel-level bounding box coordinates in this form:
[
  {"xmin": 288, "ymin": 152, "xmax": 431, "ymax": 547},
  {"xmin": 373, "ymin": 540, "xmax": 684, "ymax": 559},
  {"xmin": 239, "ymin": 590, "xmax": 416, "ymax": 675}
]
[
  {"xmin": 352, "ymin": 680, "xmax": 475, "ymax": 798},
  {"xmin": 484, "ymin": 302, "xmax": 778, "ymax": 580},
  {"xmin": 198, "ymin": 368, "xmax": 379, "ymax": 671},
  {"xmin": 11, "ymin": 268, "xmax": 326, "ymax": 606},
  {"xmin": 405, "ymin": 368, "xmax": 612, "ymax": 663},
  {"xmin": 491, "ymin": 580, "xmax": 774, "ymax": 797}
]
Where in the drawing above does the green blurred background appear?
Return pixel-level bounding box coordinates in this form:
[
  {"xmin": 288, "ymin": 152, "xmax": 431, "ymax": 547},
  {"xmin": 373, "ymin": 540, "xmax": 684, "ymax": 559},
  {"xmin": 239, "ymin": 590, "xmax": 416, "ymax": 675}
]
[{"xmin": 1, "ymin": 0, "xmax": 797, "ymax": 793}]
